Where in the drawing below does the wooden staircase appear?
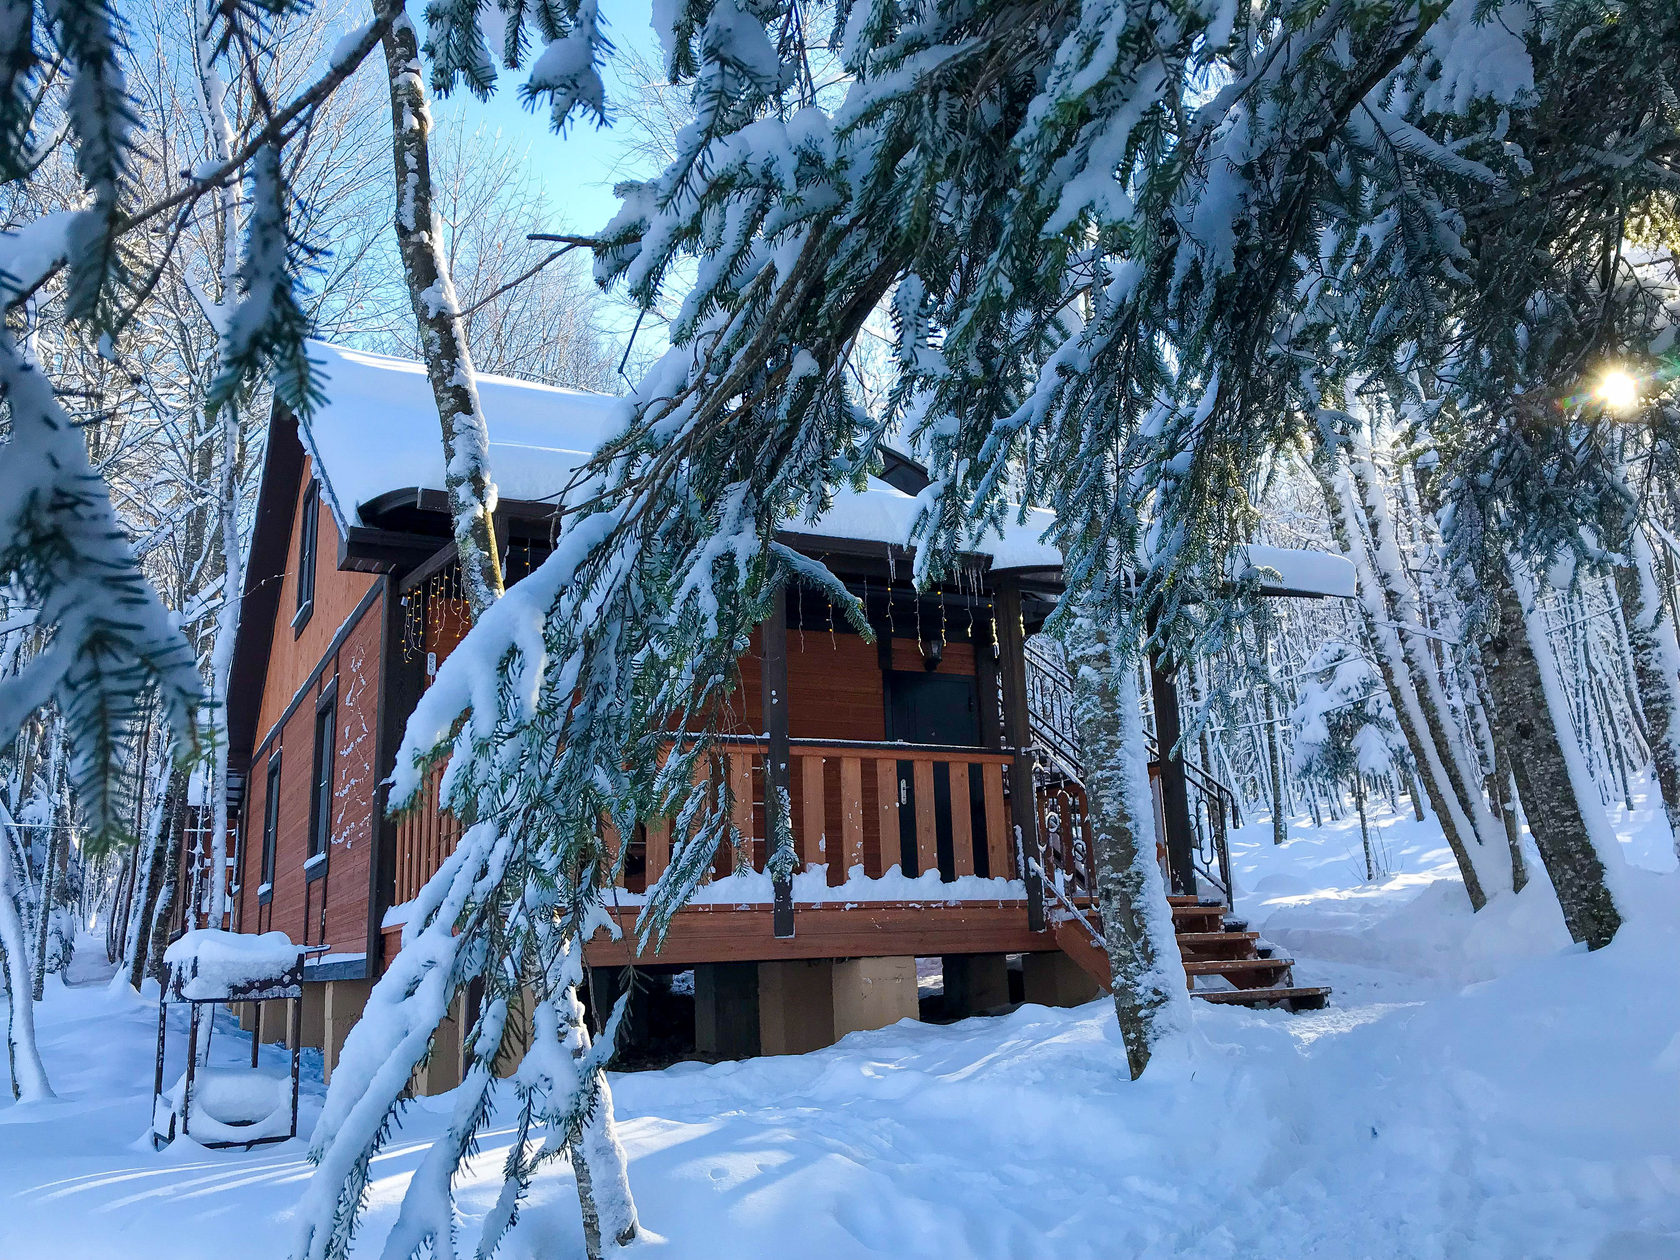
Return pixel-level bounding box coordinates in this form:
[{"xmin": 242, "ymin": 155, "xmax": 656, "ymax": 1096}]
[{"xmin": 1050, "ymin": 895, "xmax": 1330, "ymax": 1012}]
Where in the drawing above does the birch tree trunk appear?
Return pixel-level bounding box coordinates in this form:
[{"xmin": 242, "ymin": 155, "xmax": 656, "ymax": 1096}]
[
  {"xmin": 30, "ymin": 725, "xmax": 62, "ymax": 1000},
  {"xmin": 1258, "ymin": 626, "xmax": 1288, "ymax": 846},
  {"xmin": 1481, "ymin": 562, "xmax": 1622, "ymax": 949},
  {"xmin": 567, "ymin": 984, "xmax": 640, "ymax": 1257},
  {"xmin": 1348, "ymin": 441, "xmax": 1505, "ymax": 854},
  {"xmin": 1305, "ymin": 435, "xmax": 1492, "ymax": 907},
  {"xmin": 380, "ymin": 7, "xmax": 503, "ymax": 615},
  {"xmin": 1612, "ymin": 528, "xmax": 1680, "ymax": 856},
  {"xmin": 1062, "ymin": 612, "xmax": 1189, "ymax": 1080},
  {"xmin": 0, "ymin": 802, "xmax": 51, "ymax": 1100}
]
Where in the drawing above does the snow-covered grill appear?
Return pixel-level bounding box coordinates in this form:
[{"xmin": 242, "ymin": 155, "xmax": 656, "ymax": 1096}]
[{"xmin": 149, "ymin": 929, "xmax": 317, "ymax": 1150}]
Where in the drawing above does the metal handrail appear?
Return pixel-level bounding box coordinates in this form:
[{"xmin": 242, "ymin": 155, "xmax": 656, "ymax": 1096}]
[{"xmin": 1022, "ymin": 637, "xmax": 1236, "ymax": 905}]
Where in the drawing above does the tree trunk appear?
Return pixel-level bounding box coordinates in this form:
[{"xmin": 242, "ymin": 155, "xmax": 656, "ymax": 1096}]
[
  {"xmin": 1348, "ymin": 442, "xmax": 1504, "ymax": 853},
  {"xmin": 0, "ymin": 803, "xmax": 51, "ymax": 1100},
  {"xmin": 1254, "ymin": 621, "xmax": 1288, "ymax": 846},
  {"xmin": 1481, "ymin": 562, "xmax": 1622, "ymax": 949},
  {"xmin": 380, "ymin": 7, "xmax": 503, "ymax": 616},
  {"xmin": 145, "ymin": 780, "xmax": 189, "ymax": 984},
  {"xmin": 1612, "ymin": 528, "xmax": 1680, "ymax": 856},
  {"xmin": 31, "ymin": 727, "xmax": 63, "ymax": 1001},
  {"xmin": 125, "ymin": 771, "xmax": 177, "ymax": 990},
  {"xmin": 1062, "ymin": 612, "xmax": 1190, "ymax": 1080},
  {"xmin": 1354, "ymin": 775, "xmax": 1374, "ymax": 880},
  {"xmin": 1305, "ymin": 434, "xmax": 1492, "ymax": 906},
  {"xmin": 1496, "ymin": 754, "xmax": 1529, "ymax": 894}
]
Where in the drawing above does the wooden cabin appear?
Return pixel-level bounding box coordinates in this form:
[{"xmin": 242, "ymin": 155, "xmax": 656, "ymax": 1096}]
[{"xmin": 212, "ymin": 343, "xmax": 1344, "ymax": 1087}]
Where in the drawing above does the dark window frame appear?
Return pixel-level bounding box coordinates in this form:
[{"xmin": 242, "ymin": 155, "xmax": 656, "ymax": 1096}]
[
  {"xmin": 293, "ymin": 478, "xmax": 318, "ymax": 634},
  {"xmin": 306, "ymin": 682, "xmax": 337, "ymax": 878},
  {"xmin": 259, "ymin": 753, "xmax": 281, "ymax": 903}
]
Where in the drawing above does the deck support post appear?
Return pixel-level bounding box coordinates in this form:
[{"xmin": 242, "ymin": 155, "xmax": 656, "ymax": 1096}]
[
  {"xmin": 758, "ymin": 960, "xmax": 835, "ymax": 1055},
  {"xmin": 415, "ymin": 989, "xmax": 467, "ymax": 1096},
  {"xmin": 696, "ymin": 963, "xmax": 761, "ymax": 1059},
  {"xmin": 941, "ymin": 953, "xmax": 1010, "ymax": 1017},
  {"xmin": 289, "ymin": 981, "xmax": 326, "ymax": 1050},
  {"xmin": 1147, "ymin": 645, "xmax": 1200, "ymax": 898},
  {"xmin": 993, "ymin": 574, "xmax": 1045, "ymax": 930},
  {"xmin": 831, "ymin": 956, "xmax": 920, "ymax": 1036},
  {"xmin": 1022, "ymin": 950, "xmax": 1103, "ymax": 1008},
  {"xmin": 322, "ymin": 976, "xmax": 373, "ymax": 1084},
  {"xmin": 764, "ymin": 585, "xmax": 795, "ymax": 938}
]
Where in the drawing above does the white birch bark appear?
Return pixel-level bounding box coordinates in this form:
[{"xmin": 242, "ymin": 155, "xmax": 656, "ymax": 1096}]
[
  {"xmin": 1615, "ymin": 527, "xmax": 1680, "ymax": 857},
  {"xmin": 380, "ymin": 7, "xmax": 503, "ymax": 615},
  {"xmin": 1348, "ymin": 438, "xmax": 1507, "ymax": 865},
  {"xmin": 0, "ymin": 801, "xmax": 51, "ymax": 1100},
  {"xmin": 1062, "ymin": 611, "xmax": 1190, "ymax": 1080},
  {"xmin": 190, "ymin": 0, "xmax": 246, "ymax": 929},
  {"xmin": 1306, "ymin": 436, "xmax": 1496, "ymax": 907}
]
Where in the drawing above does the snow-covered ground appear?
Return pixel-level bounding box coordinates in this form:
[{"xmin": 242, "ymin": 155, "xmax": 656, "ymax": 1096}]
[{"xmin": 5, "ymin": 791, "xmax": 1679, "ymax": 1260}]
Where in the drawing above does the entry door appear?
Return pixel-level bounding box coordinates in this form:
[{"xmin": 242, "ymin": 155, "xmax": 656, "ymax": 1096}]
[{"xmin": 886, "ymin": 672, "xmax": 988, "ymax": 878}]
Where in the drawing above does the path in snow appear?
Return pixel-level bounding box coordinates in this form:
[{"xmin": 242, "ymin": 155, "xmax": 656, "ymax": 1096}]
[{"xmin": 2, "ymin": 792, "xmax": 1678, "ymax": 1259}]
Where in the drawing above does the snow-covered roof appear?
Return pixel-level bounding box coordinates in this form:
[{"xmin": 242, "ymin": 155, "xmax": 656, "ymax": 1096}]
[
  {"xmin": 300, "ymin": 341, "xmax": 1352, "ymax": 594},
  {"xmin": 302, "ymin": 340, "xmax": 1062, "ymax": 568},
  {"xmin": 1238, "ymin": 544, "xmax": 1356, "ymax": 600}
]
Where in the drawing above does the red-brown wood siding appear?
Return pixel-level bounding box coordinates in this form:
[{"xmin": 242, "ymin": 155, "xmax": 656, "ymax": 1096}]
[
  {"xmin": 319, "ymin": 610, "xmax": 381, "ymax": 954},
  {"xmin": 254, "ymin": 459, "xmax": 376, "ymax": 744},
  {"xmin": 240, "ymin": 456, "xmax": 384, "ymax": 958}
]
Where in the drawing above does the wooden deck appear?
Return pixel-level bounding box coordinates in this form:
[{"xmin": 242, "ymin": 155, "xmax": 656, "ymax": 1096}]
[{"xmin": 390, "ymin": 737, "xmax": 1094, "ymax": 907}]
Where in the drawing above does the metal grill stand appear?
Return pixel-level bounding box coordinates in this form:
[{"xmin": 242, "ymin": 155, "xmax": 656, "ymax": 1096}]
[{"xmin": 148, "ymin": 936, "xmax": 320, "ymax": 1151}]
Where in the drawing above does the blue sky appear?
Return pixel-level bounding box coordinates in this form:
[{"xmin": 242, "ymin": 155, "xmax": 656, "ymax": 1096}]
[
  {"xmin": 425, "ymin": 0, "xmax": 666, "ymax": 354},
  {"xmin": 430, "ymin": 0, "xmax": 660, "ymax": 241}
]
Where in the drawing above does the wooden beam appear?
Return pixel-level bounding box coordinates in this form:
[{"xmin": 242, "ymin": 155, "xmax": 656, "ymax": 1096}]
[
  {"xmin": 763, "ymin": 585, "xmax": 794, "ymax": 937},
  {"xmin": 588, "ymin": 900, "xmax": 1054, "ymax": 967},
  {"xmin": 993, "ymin": 574, "xmax": 1045, "ymax": 929},
  {"xmin": 1149, "ymin": 645, "xmax": 1200, "ymax": 897}
]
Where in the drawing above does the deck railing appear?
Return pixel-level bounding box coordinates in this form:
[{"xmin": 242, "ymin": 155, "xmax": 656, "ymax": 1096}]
[{"xmin": 388, "ymin": 739, "xmax": 1073, "ymax": 907}]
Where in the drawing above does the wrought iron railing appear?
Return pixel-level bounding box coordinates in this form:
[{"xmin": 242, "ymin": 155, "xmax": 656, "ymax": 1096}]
[{"xmin": 1022, "ymin": 637, "xmax": 1236, "ymax": 906}]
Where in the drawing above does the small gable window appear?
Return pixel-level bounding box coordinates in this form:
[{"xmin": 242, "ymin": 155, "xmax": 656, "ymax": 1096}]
[
  {"xmin": 260, "ymin": 753, "xmax": 281, "ymax": 898},
  {"xmin": 294, "ymin": 478, "xmax": 318, "ymax": 632},
  {"xmin": 307, "ymin": 691, "xmax": 336, "ymax": 872}
]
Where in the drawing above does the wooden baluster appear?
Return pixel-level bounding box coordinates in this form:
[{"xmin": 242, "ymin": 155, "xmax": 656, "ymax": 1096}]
[
  {"xmin": 912, "ymin": 758, "xmax": 938, "ymax": 877},
  {"xmin": 695, "ymin": 755, "xmax": 720, "ymax": 884},
  {"xmin": 874, "ymin": 758, "xmax": 899, "ymax": 880},
  {"xmin": 801, "ymin": 754, "xmax": 826, "ymax": 870},
  {"xmin": 395, "ymin": 815, "xmax": 408, "ymax": 904},
  {"xmin": 423, "ymin": 772, "xmax": 437, "ymax": 887},
  {"xmin": 645, "ymin": 818, "xmax": 671, "ymax": 885},
  {"xmin": 602, "ymin": 815, "xmax": 623, "ymax": 887},
  {"xmin": 839, "ymin": 756, "xmax": 864, "ymax": 877},
  {"xmin": 762, "ymin": 585, "xmax": 794, "ymax": 936},
  {"xmin": 727, "ymin": 751, "xmax": 755, "ymax": 873},
  {"xmin": 949, "ymin": 761, "xmax": 973, "ymax": 878},
  {"xmin": 982, "ymin": 761, "xmax": 1009, "ymax": 880}
]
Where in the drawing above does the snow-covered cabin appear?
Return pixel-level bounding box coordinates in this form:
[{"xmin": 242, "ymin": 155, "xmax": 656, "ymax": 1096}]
[{"xmin": 213, "ymin": 342, "xmax": 1348, "ymax": 1085}]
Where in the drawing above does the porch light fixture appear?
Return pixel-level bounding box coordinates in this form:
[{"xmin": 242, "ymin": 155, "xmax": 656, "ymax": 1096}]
[{"xmin": 920, "ymin": 636, "xmax": 943, "ymax": 669}]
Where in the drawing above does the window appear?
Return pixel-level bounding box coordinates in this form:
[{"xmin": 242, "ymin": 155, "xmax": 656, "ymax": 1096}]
[
  {"xmin": 294, "ymin": 478, "xmax": 318, "ymax": 630},
  {"xmin": 308, "ymin": 695, "xmax": 336, "ymax": 867},
  {"xmin": 260, "ymin": 754, "xmax": 281, "ymax": 895}
]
